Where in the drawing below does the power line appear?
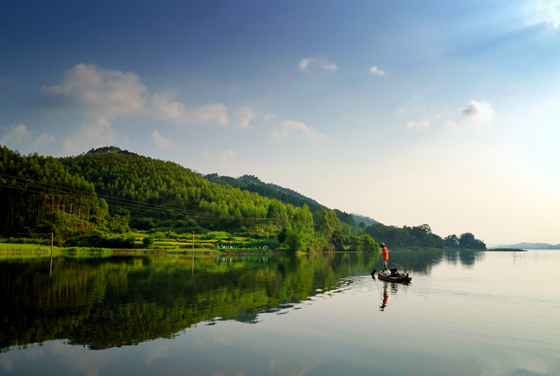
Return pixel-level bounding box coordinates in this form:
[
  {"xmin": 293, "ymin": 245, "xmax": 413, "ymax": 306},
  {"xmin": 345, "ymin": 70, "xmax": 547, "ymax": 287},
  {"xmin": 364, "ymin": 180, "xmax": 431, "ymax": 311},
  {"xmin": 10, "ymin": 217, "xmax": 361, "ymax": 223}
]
[
  {"xmin": 0, "ymin": 180, "xmax": 281, "ymax": 222},
  {"xmin": 0, "ymin": 174, "xmax": 285, "ymax": 223}
]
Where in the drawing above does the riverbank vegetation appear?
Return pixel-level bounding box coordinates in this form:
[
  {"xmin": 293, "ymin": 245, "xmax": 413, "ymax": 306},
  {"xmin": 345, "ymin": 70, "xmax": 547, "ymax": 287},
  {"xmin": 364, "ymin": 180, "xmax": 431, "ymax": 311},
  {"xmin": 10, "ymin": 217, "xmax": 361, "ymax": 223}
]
[{"xmin": 0, "ymin": 145, "xmax": 486, "ymax": 253}]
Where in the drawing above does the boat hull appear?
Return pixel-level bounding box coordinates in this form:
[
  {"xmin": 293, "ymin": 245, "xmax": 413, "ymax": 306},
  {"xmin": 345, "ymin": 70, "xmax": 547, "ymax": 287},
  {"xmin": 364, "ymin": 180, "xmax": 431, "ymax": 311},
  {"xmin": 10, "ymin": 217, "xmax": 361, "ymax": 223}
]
[{"xmin": 376, "ymin": 272, "xmax": 411, "ymax": 283}]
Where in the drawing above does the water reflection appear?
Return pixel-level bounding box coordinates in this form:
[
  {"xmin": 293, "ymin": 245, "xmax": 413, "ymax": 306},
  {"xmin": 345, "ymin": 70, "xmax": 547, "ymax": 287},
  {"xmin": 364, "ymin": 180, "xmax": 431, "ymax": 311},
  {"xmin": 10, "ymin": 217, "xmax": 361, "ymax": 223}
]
[
  {"xmin": 380, "ymin": 283, "xmax": 389, "ymax": 311},
  {"xmin": 388, "ymin": 249, "xmax": 486, "ymax": 273},
  {"xmin": 2, "ymin": 249, "xmax": 558, "ymax": 376},
  {"xmin": 377, "ymin": 282, "xmax": 402, "ymax": 312},
  {"xmin": 0, "ymin": 249, "xmax": 486, "ymax": 352},
  {"xmin": 0, "ymin": 252, "xmax": 376, "ymax": 351}
]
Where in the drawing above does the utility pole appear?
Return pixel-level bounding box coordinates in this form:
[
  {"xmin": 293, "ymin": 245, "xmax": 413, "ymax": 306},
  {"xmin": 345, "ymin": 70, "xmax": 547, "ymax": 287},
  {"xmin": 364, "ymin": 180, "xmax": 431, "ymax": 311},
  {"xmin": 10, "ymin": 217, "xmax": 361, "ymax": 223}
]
[
  {"xmin": 50, "ymin": 232, "xmax": 53, "ymax": 276},
  {"xmin": 192, "ymin": 230, "xmax": 195, "ymax": 277}
]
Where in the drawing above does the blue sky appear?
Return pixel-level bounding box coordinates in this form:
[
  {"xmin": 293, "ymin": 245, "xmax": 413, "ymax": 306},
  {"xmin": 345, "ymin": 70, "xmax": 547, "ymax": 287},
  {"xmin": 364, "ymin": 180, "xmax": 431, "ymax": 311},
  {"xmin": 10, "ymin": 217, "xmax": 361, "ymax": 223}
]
[{"xmin": 1, "ymin": 0, "xmax": 560, "ymax": 244}]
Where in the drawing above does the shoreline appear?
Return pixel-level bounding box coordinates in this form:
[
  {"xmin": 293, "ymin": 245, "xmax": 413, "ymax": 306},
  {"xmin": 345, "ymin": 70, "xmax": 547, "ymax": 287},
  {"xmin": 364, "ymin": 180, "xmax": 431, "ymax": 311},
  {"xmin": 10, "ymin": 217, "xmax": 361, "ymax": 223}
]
[{"xmin": 0, "ymin": 243, "xmax": 530, "ymax": 256}]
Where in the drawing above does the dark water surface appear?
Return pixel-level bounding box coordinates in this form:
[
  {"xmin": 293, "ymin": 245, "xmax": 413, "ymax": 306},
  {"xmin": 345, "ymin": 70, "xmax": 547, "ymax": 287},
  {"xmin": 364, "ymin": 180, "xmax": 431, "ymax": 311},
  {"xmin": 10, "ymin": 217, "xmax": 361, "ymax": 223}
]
[{"xmin": 1, "ymin": 250, "xmax": 559, "ymax": 376}]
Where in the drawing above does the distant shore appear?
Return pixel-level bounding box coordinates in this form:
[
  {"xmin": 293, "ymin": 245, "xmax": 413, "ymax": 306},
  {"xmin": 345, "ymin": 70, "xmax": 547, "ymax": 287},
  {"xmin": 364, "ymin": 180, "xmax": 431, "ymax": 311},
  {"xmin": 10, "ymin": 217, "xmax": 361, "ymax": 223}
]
[
  {"xmin": 0, "ymin": 243, "xmax": 530, "ymax": 256},
  {"xmin": 390, "ymin": 246, "xmax": 527, "ymax": 252}
]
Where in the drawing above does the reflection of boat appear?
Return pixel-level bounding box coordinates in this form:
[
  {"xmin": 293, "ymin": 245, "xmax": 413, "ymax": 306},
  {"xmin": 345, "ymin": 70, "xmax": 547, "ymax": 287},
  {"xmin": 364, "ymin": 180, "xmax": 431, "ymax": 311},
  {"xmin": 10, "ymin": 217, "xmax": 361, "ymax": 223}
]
[{"xmin": 376, "ymin": 271, "xmax": 411, "ymax": 284}]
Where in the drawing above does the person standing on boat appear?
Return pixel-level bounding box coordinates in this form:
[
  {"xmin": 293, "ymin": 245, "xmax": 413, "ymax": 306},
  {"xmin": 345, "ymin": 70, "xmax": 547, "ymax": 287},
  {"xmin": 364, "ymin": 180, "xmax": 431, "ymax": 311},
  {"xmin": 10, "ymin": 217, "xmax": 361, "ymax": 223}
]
[{"xmin": 380, "ymin": 243, "xmax": 389, "ymax": 275}]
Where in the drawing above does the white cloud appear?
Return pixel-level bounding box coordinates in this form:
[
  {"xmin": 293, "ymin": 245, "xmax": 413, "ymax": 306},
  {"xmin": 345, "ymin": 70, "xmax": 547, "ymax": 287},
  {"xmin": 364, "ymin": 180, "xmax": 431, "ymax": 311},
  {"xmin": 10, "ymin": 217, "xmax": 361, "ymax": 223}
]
[
  {"xmin": 444, "ymin": 119, "xmax": 460, "ymax": 127},
  {"xmin": 188, "ymin": 104, "xmax": 230, "ymax": 125},
  {"xmin": 321, "ymin": 63, "xmax": 338, "ymax": 71},
  {"xmin": 529, "ymin": 0, "xmax": 560, "ymax": 28},
  {"xmin": 272, "ymin": 120, "xmax": 327, "ymax": 141},
  {"xmin": 152, "ymin": 93, "xmax": 229, "ymax": 125},
  {"xmin": 299, "ymin": 58, "xmax": 313, "ymax": 70},
  {"xmin": 201, "ymin": 148, "xmax": 236, "ymax": 161},
  {"xmin": 41, "ymin": 64, "xmax": 148, "ymax": 119},
  {"xmin": 151, "ymin": 92, "xmax": 185, "ymax": 122},
  {"xmin": 370, "ymin": 66, "xmax": 386, "ymax": 76},
  {"xmin": 0, "ymin": 124, "xmax": 55, "ymax": 149},
  {"xmin": 152, "ymin": 130, "xmax": 178, "ymax": 151},
  {"xmin": 62, "ymin": 117, "xmax": 119, "ymax": 154},
  {"xmin": 264, "ymin": 113, "xmax": 277, "ymax": 123},
  {"xmin": 152, "ymin": 93, "xmax": 252, "ymax": 127},
  {"xmin": 35, "ymin": 64, "xmax": 255, "ymax": 154},
  {"xmin": 34, "ymin": 132, "xmax": 56, "ymax": 147},
  {"xmin": 217, "ymin": 149, "xmax": 236, "ymax": 161},
  {"xmin": 406, "ymin": 120, "xmax": 430, "ymax": 130},
  {"xmin": 298, "ymin": 57, "xmax": 338, "ymax": 71},
  {"xmin": 1, "ymin": 124, "xmax": 33, "ymax": 145},
  {"xmin": 271, "ymin": 128, "xmax": 289, "ymax": 141},
  {"xmin": 235, "ymin": 107, "xmax": 254, "ymax": 128},
  {"xmin": 40, "ymin": 64, "xmax": 254, "ymax": 129},
  {"xmin": 460, "ymin": 100, "xmax": 495, "ymax": 120}
]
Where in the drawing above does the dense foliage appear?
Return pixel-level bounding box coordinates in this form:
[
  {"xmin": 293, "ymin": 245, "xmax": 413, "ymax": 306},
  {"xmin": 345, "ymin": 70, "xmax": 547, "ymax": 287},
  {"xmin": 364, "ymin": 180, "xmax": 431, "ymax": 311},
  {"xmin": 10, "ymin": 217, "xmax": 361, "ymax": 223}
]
[
  {"xmin": 0, "ymin": 146, "xmax": 100, "ymax": 235},
  {"xmin": 205, "ymin": 173, "xmax": 323, "ymax": 212},
  {"xmin": 365, "ymin": 223, "xmax": 486, "ymax": 250}
]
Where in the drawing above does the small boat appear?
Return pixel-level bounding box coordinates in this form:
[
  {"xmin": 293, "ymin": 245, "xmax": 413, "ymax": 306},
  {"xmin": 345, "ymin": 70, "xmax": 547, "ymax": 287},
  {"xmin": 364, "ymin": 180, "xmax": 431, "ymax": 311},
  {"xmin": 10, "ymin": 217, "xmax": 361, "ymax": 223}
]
[{"xmin": 375, "ymin": 270, "xmax": 412, "ymax": 284}]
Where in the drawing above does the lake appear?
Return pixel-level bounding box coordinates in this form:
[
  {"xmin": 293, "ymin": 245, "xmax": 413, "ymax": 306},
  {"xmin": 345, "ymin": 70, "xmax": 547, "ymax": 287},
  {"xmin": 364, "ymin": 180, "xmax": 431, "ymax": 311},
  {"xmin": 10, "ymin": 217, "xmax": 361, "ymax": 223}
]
[{"xmin": 1, "ymin": 250, "xmax": 559, "ymax": 376}]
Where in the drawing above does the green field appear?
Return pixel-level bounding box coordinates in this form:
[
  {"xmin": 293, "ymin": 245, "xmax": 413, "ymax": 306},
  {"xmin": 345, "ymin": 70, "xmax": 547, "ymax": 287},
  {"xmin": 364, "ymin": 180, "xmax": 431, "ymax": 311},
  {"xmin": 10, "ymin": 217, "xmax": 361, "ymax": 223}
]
[{"xmin": 0, "ymin": 230, "xmax": 277, "ymax": 255}]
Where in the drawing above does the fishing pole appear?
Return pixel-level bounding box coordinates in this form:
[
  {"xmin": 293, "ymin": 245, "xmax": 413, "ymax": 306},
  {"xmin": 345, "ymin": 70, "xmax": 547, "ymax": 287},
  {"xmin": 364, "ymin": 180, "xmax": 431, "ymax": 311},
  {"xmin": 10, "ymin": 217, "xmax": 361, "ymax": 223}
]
[{"xmin": 371, "ymin": 254, "xmax": 383, "ymax": 276}]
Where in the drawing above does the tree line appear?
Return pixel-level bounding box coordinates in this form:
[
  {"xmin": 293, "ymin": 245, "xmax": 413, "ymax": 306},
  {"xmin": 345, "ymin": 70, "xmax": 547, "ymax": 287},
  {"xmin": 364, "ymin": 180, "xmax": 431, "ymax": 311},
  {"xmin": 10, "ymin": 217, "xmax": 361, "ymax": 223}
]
[
  {"xmin": 364, "ymin": 222, "xmax": 485, "ymax": 250},
  {"xmin": 0, "ymin": 145, "xmax": 486, "ymax": 251}
]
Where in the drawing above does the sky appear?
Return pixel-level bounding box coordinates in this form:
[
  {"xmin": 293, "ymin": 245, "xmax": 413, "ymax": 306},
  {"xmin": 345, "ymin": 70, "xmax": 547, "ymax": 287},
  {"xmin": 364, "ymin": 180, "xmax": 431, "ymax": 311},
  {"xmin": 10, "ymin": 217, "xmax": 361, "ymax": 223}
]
[{"xmin": 1, "ymin": 0, "xmax": 560, "ymax": 245}]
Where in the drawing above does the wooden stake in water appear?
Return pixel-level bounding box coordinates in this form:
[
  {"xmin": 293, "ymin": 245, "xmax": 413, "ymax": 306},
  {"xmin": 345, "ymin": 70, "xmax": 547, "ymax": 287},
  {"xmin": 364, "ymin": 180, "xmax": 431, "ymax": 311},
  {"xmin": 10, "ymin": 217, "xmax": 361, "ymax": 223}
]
[
  {"xmin": 50, "ymin": 232, "xmax": 53, "ymax": 276},
  {"xmin": 192, "ymin": 230, "xmax": 195, "ymax": 277}
]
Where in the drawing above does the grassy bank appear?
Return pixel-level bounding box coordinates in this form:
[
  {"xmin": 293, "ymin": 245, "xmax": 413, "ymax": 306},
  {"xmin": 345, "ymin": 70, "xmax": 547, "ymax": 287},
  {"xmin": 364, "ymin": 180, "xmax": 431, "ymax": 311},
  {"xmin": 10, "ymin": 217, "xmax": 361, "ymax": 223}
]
[{"xmin": 0, "ymin": 230, "xmax": 277, "ymax": 255}]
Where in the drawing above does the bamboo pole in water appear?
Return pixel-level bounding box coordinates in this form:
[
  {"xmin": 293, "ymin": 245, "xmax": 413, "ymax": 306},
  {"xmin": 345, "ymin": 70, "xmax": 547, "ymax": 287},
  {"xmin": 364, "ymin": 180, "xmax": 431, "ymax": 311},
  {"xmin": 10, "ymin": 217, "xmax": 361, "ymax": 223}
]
[
  {"xmin": 192, "ymin": 230, "xmax": 195, "ymax": 277},
  {"xmin": 50, "ymin": 232, "xmax": 53, "ymax": 276}
]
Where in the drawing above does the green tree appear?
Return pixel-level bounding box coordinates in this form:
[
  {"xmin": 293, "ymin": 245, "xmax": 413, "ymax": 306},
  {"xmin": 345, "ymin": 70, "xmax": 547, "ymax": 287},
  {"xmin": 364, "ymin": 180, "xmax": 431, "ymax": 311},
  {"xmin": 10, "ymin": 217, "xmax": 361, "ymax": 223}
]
[
  {"xmin": 142, "ymin": 236, "xmax": 155, "ymax": 248},
  {"xmin": 444, "ymin": 234, "xmax": 459, "ymax": 248},
  {"xmin": 360, "ymin": 234, "xmax": 378, "ymax": 252},
  {"xmin": 313, "ymin": 207, "xmax": 341, "ymax": 244},
  {"xmin": 331, "ymin": 230, "xmax": 346, "ymax": 251}
]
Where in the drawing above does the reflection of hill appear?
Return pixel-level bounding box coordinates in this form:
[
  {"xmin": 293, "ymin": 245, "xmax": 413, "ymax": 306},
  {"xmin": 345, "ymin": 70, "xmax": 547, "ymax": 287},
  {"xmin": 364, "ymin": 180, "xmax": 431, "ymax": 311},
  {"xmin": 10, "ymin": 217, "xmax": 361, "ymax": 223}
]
[{"xmin": 0, "ymin": 253, "xmax": 375, "ymax": 351}]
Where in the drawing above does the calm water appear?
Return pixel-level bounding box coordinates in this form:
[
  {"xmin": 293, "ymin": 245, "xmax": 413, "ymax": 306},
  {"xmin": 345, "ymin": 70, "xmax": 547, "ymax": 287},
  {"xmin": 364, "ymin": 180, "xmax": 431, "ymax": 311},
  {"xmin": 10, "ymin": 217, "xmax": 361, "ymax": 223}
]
[{"xmin": 1, "ymin": 250, "xmax": 559, "ymax": 376}]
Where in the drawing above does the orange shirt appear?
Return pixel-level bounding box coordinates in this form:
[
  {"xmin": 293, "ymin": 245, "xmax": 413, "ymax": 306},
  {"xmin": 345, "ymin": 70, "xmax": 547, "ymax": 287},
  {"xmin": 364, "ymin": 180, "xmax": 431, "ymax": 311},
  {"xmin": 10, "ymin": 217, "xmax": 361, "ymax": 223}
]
[{"xmin": 381, "ymin": 245, "xmax": 389, "ymax": 260}]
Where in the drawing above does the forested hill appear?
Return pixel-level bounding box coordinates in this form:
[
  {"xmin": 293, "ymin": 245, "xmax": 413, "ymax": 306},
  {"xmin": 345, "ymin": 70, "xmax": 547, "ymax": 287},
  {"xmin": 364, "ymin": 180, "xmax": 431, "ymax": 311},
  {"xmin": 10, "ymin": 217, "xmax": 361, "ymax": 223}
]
[
  {"xmin": 0, "ymin": 146, "xmax": 99, "ymax": 235},
  {"xmin": 351, "ymin": 213, "xmax": 378, "ymax": 226},
  {"xmin": 205, "ymin": 173, "xmax": 321, "ymax": 208},
  {"xmin": 0, "ymin": 145, "xmax": 371, "ymax": 252},
  {"xmin": 60, "ymin": 150, "xmax": 281, "ymax": 233},
  {"xmin": 0, "ymin": 145, "xmax": 487, "ymax": 251},
  {"xmin": 205, "ymin": 173, "xmax": 365, "ymax": 229},
  {"xmin": 85, "ymin": 146, "xmax": 139, "ymax": 156},
  {"xmin": 239, "ymin": 174, "xmax": 321, "ymax": 206}
]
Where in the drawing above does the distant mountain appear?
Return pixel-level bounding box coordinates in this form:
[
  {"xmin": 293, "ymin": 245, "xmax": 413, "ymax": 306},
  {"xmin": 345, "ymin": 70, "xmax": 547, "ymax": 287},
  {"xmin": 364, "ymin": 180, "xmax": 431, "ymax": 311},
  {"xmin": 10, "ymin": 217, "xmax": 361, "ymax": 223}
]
[
  {"xmin": 490, "ymin": 242, "xmax": 560, "ymax": 250},
  {"xmin": 351, "ymin": 213, "xmax": 378, "ymax": 227},
  {"xmin": 85, "ymin": 146, "xmax": 139, "ymax": 156}
]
